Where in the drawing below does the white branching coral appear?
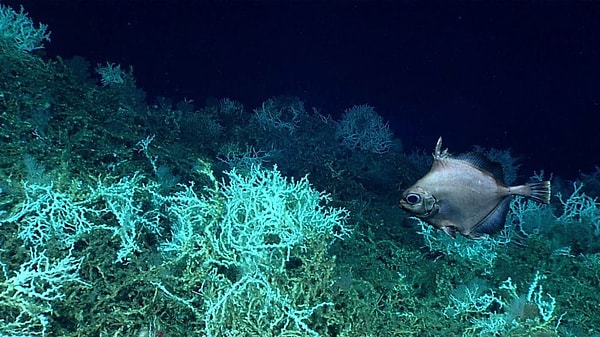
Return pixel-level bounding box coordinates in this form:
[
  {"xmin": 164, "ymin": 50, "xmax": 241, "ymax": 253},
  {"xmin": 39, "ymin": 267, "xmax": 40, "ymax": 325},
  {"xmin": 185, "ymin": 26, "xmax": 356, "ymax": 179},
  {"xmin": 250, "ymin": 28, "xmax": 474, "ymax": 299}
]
[
  {"xmin": 0, "ymin": 248, "xmax": 88, "ymax": 337},
  {"xmin": 0, "ymin": 4, "xmax": 51, "ymax": 52},
  {"xmin": 335, "ymin": 104, "xmax": 393, "ymax": 154}
]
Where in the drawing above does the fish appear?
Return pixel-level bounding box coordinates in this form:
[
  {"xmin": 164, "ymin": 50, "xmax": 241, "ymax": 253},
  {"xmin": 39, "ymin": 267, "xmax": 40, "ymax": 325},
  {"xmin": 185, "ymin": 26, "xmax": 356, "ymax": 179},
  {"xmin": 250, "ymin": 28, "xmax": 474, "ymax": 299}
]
[{"xmin": 399, "ymin": 137, "xmax": 551, "ymax": 239}]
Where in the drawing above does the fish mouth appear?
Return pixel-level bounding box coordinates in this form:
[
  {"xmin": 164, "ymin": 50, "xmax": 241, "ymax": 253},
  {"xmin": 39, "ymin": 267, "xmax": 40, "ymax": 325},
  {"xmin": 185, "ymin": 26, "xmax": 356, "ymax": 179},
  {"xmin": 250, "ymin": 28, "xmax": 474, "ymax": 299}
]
[
  {"xmin": 398, "ymin": 201, "xmax": 410, "ymax": 211},
  {"xmin": 398, "ymin": 201, "xmax": 421, "ymax": 217}
]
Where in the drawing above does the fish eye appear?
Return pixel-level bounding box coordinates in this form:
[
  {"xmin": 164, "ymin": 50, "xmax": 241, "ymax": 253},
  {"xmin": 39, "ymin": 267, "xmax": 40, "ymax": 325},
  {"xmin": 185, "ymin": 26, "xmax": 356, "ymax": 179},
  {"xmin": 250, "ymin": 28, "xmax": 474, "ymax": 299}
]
[{"xmin": 405, "ymin": 193, "xmax": 421, "ymax": 205}]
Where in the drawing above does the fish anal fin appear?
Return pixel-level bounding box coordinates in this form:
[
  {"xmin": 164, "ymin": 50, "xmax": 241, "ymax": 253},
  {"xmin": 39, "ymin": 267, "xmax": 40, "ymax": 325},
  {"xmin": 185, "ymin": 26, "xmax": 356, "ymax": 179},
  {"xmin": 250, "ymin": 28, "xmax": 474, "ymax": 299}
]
[{"xmin": 471, "ymin": 197, "xmax": 511, "ymax": 237}]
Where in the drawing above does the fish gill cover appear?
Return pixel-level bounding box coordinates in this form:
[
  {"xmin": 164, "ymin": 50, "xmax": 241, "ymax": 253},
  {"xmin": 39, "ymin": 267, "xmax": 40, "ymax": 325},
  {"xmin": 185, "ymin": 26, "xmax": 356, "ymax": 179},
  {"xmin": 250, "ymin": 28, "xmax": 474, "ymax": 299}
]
[{"xmin": 0, "ymin": 2, "xmax": 599, "ymax": 337}]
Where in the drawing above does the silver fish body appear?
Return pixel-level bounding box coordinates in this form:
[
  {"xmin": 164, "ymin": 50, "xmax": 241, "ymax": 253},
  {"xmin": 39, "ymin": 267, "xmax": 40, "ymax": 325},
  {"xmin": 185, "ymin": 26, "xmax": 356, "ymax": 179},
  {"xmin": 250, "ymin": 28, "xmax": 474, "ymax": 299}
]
[{"xmin": 399, "ymin": 137, "xmax": 551, "ymax": 239}]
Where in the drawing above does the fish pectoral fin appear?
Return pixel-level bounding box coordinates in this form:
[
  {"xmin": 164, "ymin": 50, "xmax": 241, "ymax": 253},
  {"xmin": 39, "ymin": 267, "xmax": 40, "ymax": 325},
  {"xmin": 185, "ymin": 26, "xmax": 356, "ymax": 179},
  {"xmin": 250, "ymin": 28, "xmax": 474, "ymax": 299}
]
[
  {"xmin": 471, "ymin": 198, "xmax": 511, "ymax": 237},
  {"xmin": 441, "ymin": 226, "xmax": 457, "ymax": 239}
]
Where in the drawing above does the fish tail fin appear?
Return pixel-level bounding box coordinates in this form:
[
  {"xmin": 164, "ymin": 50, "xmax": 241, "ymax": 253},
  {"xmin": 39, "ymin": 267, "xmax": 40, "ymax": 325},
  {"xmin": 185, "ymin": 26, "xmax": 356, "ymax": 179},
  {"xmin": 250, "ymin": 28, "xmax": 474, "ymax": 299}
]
[{"xmin": 526, "ymin": 180, "xmax": 551, "ymax": 204}]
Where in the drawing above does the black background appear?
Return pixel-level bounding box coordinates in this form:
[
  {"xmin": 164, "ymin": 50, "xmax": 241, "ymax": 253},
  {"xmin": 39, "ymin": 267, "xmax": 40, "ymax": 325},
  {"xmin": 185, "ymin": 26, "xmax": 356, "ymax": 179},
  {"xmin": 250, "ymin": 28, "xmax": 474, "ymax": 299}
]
[{"xmin": 11, "ymin": 1, "xmax": 600, "ymax": 180}]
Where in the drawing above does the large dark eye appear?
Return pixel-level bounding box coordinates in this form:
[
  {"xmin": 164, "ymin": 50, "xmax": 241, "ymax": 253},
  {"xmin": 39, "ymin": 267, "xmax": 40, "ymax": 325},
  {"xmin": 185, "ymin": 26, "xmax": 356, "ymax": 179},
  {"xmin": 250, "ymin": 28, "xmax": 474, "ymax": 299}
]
[{"xmin": 405, "ymin": 193, "xmax": 421, "ymax": 205}]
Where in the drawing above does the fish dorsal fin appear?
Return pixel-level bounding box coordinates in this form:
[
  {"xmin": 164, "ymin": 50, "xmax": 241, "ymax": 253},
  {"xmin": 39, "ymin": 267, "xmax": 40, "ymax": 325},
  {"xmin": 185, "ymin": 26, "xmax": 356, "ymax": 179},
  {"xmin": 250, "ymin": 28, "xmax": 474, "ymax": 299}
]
[
  {"xmin": 456, "ymin": 151, "xmax": 505, "ymax": 183},
  {"xmin": 433, "ymin": 137, "xmax": 450, "ymax": 159},
  {"xmin": 470, "ymin": 197, "xmax": 511, "ymax": 238}
]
